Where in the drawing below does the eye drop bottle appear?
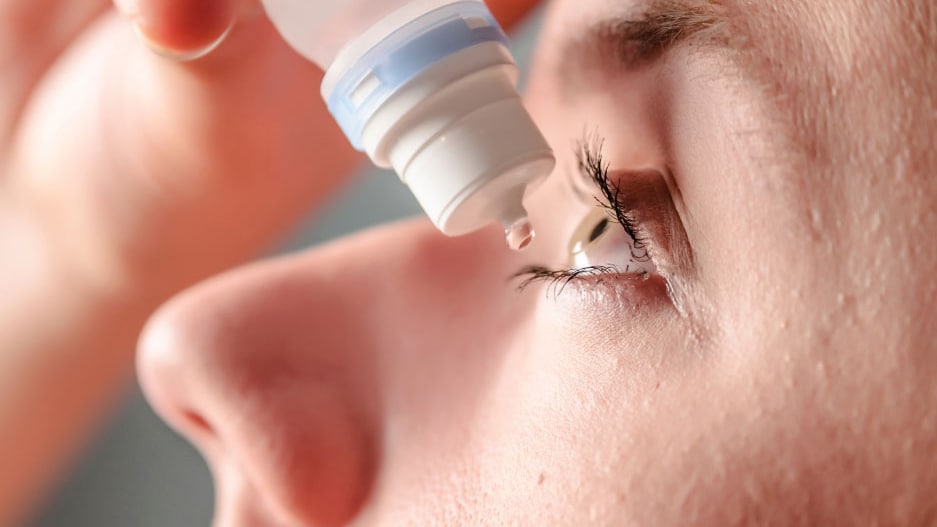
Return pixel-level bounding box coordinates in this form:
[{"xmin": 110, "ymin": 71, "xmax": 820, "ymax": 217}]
[{"xmin": 259, "ymin": 0, "xmax": 555, "ymax": 250}]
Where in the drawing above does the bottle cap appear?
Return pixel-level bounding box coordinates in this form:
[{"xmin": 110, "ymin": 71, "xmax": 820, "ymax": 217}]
[
  {"xmin": 383, "ymin": 80, "xmax": 553, "ymax": 235},
  {"xmin": 323, "ymin": 0, "xmax": 554, "ymax": 237}
]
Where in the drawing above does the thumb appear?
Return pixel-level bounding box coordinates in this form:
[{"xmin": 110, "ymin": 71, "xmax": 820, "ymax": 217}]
[
  {"xmin": 106, "ymin": 3, "xmax": 359, "ymax": 288},
  {"xmin": 112, "ymin": 0, "xmax": 241, "ymax": 60}
]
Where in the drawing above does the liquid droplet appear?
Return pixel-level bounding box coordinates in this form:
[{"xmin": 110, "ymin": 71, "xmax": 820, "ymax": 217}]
[{"xmin": 505, "ymin": 218, "xmax": 535, "ymax": 251}]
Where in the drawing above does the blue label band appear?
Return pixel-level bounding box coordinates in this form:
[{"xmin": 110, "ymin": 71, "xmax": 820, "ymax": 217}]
[{"xmin": 326, "ymin": 1, "xmax": 510, "ymax": 150}]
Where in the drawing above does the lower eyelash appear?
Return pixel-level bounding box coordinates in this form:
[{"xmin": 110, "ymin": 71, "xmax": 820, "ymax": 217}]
[
  {"xmin": 512, "ymin": 262, "xmax": 652, "ymax": 294},
  {"xmin": 513, "ymin": 265, "xmax": 623, "ymax": 295}
]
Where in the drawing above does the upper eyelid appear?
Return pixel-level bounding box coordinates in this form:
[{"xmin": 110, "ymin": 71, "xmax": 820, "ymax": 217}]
[
  {"xmin": 570, "ymin": 130, "xmax": 698, "ymax": 274},
  {"xmin": 573, "ymin": 134, "xmax": 674, "ymax": 216}
]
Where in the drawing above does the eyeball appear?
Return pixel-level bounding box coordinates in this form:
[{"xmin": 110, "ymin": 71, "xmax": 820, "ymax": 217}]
[{"xmin": 567, "ymin": 208, "xmax": 657, "ymax": 275}]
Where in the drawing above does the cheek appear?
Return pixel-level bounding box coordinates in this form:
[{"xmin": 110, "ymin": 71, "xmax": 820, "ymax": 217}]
[
  {"xmin": 498, "ymin": 309, "xmax": 806, "ymax": 525},
  {"xmin": 494, "ymin": 281, "xmax": 853, "ymax": 525},
  {"xmin": 473, "ymin": 290, "xmax": 694, "ymax": 514}
]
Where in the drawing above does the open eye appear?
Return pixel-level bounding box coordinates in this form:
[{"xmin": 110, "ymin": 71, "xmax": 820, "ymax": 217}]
[{"xmin": 568, "ymin": 208, "xmax": 657, "ymax": 275}]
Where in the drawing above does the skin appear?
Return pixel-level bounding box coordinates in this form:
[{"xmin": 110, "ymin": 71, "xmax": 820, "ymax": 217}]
[
  {"xmin": 3, "ymin": 0, "xmax": 937, "ymax": 526},
  {"xmin": 0, "ymin": 0, "xmax": 536, "ymax": 524},
  {"xmin": 139, "ymin": 0, "xmax": 937, "ymax": 525}
]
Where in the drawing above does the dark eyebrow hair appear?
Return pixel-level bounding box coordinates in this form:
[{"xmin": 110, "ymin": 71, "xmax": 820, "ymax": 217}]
[
  {"xmin": 600, "ymin": 0, "xmax": 732, "ymax": 65},
  {"xmin": 565, "ymin": 0, "xmax": 741, "ymax": 75}
]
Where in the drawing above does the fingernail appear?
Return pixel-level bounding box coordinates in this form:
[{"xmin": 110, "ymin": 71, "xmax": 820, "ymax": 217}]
[{"xmin": 131, "ymin": 19, "xmax": 234, "ymax": 62}]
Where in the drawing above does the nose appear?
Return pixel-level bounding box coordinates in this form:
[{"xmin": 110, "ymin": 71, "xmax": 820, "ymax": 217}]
[{"xmin": 137, "ymin": 219, "xmax": 525, "ymax": 526}]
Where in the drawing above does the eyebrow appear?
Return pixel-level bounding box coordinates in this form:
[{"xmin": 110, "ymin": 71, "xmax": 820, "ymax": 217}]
[{"xmin": 564, "ymin": 0, "xmax": 741, "ymax": 81}]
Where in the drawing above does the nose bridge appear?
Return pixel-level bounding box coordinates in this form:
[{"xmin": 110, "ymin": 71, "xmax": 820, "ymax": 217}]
[
  {"xmin": 306, "ymin": 220, "xmax": 531, "ymax": 405},
  {"xmin": 364, "ymin": 222, "xmax": 533, "ymax": 368}
]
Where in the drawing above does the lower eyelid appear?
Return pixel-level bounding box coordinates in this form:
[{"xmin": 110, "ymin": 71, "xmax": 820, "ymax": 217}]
[{"xmin": 517, "ymin": 266, "xmax": 672, "ymax": 308}]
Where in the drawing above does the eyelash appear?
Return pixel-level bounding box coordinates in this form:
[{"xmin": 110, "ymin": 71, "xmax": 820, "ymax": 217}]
[
  {"xmin": 578, "ymin": 137, "xmax": 649, "ymax": 254},
  {"xmin": 514, "ymin": 136, "xmax": 650, "ymax": 291}
]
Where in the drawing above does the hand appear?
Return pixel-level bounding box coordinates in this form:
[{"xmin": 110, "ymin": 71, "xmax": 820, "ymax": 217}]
[
  {"xmin": 4, "ymin": 1, "xmax": 357, "ymax": 300},
  {"xmin": 0, "ymin": 0, "xmax": 540, "ymax": 524}
]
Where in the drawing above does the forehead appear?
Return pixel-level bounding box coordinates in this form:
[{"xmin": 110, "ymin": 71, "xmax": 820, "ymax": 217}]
[
  {"xmin": 538, "ymin": 1, "xmax": 797, "ymax": 131},
  {"xmin": 542, "ymin": 0, "xmax": 936, "ymax": 174}
]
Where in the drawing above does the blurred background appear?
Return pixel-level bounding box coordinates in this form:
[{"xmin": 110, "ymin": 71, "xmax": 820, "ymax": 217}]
[{"xmin": 26, "ymin": 12, "xmax": 542, "ymax": 527}]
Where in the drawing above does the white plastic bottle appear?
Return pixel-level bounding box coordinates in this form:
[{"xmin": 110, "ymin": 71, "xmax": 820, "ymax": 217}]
[{"xmin": 260, "ymin": 0, "xmax": 555, "ymax": 250}]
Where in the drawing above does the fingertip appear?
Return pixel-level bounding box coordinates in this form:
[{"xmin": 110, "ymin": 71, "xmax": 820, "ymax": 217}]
[{"xmin": 120, "ymin": 0, "xmax": 238, "ymax": 61}]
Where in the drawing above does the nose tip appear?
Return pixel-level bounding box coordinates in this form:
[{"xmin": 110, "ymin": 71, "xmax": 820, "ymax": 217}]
[
  {"xmin": 136, "ymin": 263, "xmax": 379, "ymax": 526},
  {"xmin": 136, "ymin": 294, "xmax": 216, "ymax": 440}
]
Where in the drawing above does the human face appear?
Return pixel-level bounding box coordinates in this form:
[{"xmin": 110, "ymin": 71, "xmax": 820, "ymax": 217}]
[{"xmin": 138, "ymin": 1, "xmax": 937, "ymax": 525}]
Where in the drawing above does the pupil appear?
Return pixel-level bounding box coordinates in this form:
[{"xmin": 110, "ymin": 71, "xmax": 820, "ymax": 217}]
[{"xmin": 588, "ymin": 218, "xmax": 609, "ymax": 243}]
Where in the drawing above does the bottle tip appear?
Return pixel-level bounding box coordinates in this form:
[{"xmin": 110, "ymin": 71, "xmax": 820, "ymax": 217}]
[{"xmin": 504, "ymin": 217, "xmax": 535, "ymax": 252}]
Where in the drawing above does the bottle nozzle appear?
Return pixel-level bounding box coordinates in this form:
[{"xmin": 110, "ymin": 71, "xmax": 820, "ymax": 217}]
[{"xmin": 503, "ymin": 216, "xmax": 535, "ymax": 252}]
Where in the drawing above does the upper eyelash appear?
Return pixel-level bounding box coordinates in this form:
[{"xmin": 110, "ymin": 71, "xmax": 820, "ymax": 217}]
[{"xmin": 576, "ymin": 136, "xmax": 650, "ymax": 260}]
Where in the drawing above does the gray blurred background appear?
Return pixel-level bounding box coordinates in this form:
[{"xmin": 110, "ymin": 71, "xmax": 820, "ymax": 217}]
[{"xmin": 27, "ymin": 12, "xmax": 542, "ymax": 527}]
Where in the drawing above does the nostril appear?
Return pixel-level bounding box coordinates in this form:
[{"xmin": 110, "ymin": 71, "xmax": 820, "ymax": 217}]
[{"xmin": 181, "ymin": 409, "xmax": 213, "ymax": 436}]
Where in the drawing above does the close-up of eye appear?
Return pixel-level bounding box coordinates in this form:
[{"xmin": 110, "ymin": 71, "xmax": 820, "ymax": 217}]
[{"xmin": 515, "ymin": 137, "xmax": 671, "ymax": 293}]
